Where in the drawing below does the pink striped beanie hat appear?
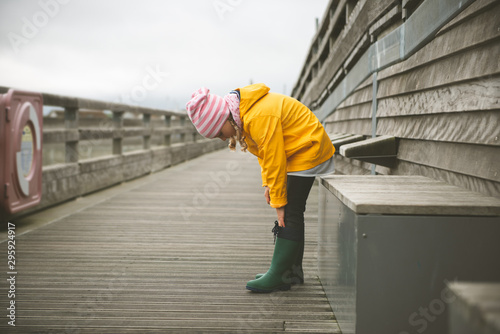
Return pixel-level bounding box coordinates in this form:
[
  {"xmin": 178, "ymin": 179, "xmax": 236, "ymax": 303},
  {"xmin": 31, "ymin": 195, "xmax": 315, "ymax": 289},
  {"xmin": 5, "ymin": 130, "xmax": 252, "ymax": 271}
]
[{"xmin": 186, "ymin": 87, "xmax": 230, "ymax": 139}]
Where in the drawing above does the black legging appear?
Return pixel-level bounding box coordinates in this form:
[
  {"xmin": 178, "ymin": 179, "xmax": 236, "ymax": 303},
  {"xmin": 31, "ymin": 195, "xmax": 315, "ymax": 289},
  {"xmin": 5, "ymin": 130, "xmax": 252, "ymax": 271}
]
[{"xmin": 277, "ymin": 175, "xmax": 315, "ymax": 241}]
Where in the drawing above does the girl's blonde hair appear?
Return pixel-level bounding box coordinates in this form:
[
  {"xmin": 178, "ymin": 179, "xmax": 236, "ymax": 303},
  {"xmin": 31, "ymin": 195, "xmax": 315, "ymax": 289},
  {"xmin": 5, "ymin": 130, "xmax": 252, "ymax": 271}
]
[{"xmin": 227, "ymin": 114, "xmax": 247, "ymax": 152}]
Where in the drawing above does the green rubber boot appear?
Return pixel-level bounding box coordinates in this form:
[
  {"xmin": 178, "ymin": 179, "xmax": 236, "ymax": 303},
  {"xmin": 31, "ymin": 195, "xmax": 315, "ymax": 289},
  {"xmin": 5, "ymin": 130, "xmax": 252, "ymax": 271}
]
[
  {"xmin": 246, "ymin": 237, "xmax": 300, "ymax": 293},
  {"xmin": 255, "ymin": 239, "xmax": 304, "ymax": 284}
]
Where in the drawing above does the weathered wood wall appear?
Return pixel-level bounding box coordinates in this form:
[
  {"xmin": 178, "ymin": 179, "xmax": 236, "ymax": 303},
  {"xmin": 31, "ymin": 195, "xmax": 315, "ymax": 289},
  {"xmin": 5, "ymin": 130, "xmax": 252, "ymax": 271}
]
[{"xmin": 293, "ymin": 0, "xmax": 500, "ymax": 198}]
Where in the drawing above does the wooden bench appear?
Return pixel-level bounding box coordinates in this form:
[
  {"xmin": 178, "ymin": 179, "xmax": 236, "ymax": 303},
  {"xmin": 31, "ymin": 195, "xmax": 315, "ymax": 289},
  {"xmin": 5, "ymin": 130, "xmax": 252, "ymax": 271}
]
[
  {"xmin": 318, "ymin": 175, "xmax": 500, "ymax": 334},
  {"xmin": 447, "ymin": 282, "xmax": 500, "ymax": 334}
]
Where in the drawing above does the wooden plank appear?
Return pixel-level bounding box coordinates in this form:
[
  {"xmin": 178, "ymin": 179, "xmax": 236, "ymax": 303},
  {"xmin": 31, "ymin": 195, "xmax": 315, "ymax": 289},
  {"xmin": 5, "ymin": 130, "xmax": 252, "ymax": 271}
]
[
  {"xmin": 332, "ymin": 155, "xmax": 373, "ymax": 175},
  {"xmin": 403, "ymin": 0, "xmax": 476, "ymax": 55},
  {"xmin": 11, "ymin": 140, "xmax": 225, "ymax": 221},
  {"xmin": 301, "ymin": 0, "xmax": 497, "ymax": 111},
  {"xmin": 43, "ymin": 128, "xmax": 80, "ymax": 144},
  {"xmin": 293, "ymin": 0, "xmax": 347, "ymax": 102},
  {"xmin": 396, "ymin": 139, "xmax": 500, "ymax": 182},
  {"xmin": 340, "ymin": 135, "xmax": 396, "ymax": 159},
  {"xmin": 332, "ymin": 134, "xmax": 365, "ymax": 151},
  {"xmin": 378, "ymin": 2, "xmax": 500, "ymax": 81},
  {"xmin": 392, "ymin": 160, "xmax": 500, "ymax": 199},
  {"xmin": 42, "ymin": 92, "xmax": 180, "ymax": 117},
  {"xmin": 0, "ymin": 149, "xmax": 340, "ymax": 333},
  {"xmin": 376, "ymin": 110, "xmax": 500, "ymax": 146},
  {"xmin": 448, "ymin": 282, "xmax": 500, "ymax": 334},
  {"xmin": 369, "ymin": 5, "xmax": 402, "ymax": 37},
  {"xmin": 321, "ymin": 175, "xmax": 500, "ymax": 215},
  {"xmin": 438, "ymin": 0, "xmax": 499, "ymax": 35},
  {"xmin": 327, "ymin": 102, "xmax": 372, "ymax": 121},
  {"xmin": 377, "ymin": 76, "xmax": 500, "ymax": 117},
  {"xmin": 324, "ymin": 119, "xmax": 372, "ymax": 136},
  {"xmin": 377, "ymin": 41, "xmax": 500, "ymax": 98},
  {"xmin": 306, "ymin": 0, "xmax": 396, "ymax": 105},
  {"xmin": 344, "ymin": 33, "xmax": 370, "ymax": 70},
  {"xmin": 337, "ymin": 82, "xmax": 373, "ymax": 108},
  {"xmin": 402, "ymin": 0, "xmax": 421, "ymax": 10}
]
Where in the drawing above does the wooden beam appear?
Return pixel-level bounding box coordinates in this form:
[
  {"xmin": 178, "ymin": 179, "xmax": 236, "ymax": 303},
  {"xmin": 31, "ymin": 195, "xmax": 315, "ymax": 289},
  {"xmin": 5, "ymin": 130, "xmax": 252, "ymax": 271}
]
[
  {"xmin": 332, "ymin": 134, "xmax": 365, "ymax": 152},
  {"xmin": 339, "ymin": 135, "xmax": 397, "ymax": 167}
]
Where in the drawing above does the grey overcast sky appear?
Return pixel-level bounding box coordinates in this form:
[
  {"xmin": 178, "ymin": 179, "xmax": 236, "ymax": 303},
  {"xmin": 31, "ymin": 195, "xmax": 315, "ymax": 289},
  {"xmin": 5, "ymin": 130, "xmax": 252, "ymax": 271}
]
[{"xmin": 0, "ymin": 0, "xmax": 329, "ymax": 112}]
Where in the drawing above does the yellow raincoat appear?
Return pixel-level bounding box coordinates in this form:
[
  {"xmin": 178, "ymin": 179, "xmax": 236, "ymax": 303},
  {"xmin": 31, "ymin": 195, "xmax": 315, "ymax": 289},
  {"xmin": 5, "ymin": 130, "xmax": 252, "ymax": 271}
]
[{"xmin": 237, "ymin": 83, "xmax": 334, "ymax": 208}]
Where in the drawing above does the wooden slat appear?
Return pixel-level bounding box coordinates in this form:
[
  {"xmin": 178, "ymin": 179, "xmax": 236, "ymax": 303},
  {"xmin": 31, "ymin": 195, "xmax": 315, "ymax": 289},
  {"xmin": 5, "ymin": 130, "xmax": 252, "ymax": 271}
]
[
  {"xmin": 386, "ymin": 160, "xmax": 500, "ymax": 199},
  {"xmin": 376, "ymin": 111, "xmax": 500, "ymax": 146},
  {"xmin": 448, "ymin": 282, "xmax": 500, "ymax": 333},
  {"xmin": 377, "ymin": 42, "xmax": 500, "ymax": 98},
  {"xmin": 308, "ymin": 0, "xmax": 396, "ymax": 105},
  {"xmin": 333, "ymin": 155, "xmax": 373, "ymax": 175},
  {"xmin": 321, "ymin": 175, "xmax": 500, "ymax": 215},
  {"xmin": 378, "ymin": 1, "xmax": 500, "ymax": 82},
  {"xmin": 328, "ymin": 103, "xmax": 372, "ymax": 121},
  {"xmin": 397, "ymin": 139, "xmax": 500, "ymax": 182},
  {"xmin": 0, "ymin": 149, "xmax": 340, "ymax": 333},
  {"xmin": 437, "ymin": 0, "xmax": 498, "ymax": 37},
  {"xmin": 337, "ymin": 83, "xmax": 373, "ymax": 109},
  {"xmin": 324, "ymin": 119, "xmax": 372, "ymax": 137},
  {"xmin": 377, "ymin": 76, "xmax": 500, "ymax": 117}
]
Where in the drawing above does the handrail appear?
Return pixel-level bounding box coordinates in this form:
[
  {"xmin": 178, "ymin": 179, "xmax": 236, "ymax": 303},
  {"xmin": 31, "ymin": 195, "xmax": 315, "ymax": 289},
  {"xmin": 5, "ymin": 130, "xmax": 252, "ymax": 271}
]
[
  {"xmin": 0, "ymin": 86, "xmax": 199, "ymax": 164},
  {"xmin": 0, "ymin": 86, "xmax": 181, "ymax": 117}
]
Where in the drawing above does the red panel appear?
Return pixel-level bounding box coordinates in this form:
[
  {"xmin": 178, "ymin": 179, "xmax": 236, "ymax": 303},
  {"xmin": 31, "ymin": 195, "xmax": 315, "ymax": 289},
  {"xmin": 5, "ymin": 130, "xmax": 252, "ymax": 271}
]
[{"xmin": 0, "ymin": 89, "xmax": 43, "ymax": 215}]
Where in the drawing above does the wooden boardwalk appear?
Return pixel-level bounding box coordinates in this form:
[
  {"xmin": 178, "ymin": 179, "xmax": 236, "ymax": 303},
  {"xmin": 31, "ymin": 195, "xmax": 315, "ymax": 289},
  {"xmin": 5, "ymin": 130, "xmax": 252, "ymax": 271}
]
[{"xmin": 0, "ymin": 149, "xmax": 340, "ymax": 333}]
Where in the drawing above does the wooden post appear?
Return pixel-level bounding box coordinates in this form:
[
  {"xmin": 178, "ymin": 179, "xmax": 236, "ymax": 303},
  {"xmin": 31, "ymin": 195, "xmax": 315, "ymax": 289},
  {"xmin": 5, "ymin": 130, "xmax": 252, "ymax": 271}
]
[
  {"xmin": 180, "ymin": 116, "xmax": 186, "ymax": 143},
  {"xmin": 192, "ymin": 125, "xmax": 197, "ymax": 143},
  {"xmin": 371, "ymin": 72, "xmax": 378, "ymax": 175},
  {"xmin": 345, "ymin": 0, "xmax": 358, "ymax": 21},
  {"xmin": 143, "ymin": 113, "xmax": 151, "ymax": 150},
  {"xmin": 164, "ymin": 115, "xmax": 171, "ymax": 147},
  {"xmin": 64, "ymin": 107, "xmax": 79, "ymax": 163},
  {"xmin": 112, "ymin": 111, "xmax": 123, "ymax": 155}
]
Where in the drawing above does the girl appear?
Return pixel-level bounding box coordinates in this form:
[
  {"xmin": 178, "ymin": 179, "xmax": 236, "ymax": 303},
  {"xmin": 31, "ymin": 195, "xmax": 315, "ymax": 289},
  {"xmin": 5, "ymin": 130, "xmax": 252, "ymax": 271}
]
[{"xmin": 186, "ymin": 83, "xmax": 335, "ymax": 293}]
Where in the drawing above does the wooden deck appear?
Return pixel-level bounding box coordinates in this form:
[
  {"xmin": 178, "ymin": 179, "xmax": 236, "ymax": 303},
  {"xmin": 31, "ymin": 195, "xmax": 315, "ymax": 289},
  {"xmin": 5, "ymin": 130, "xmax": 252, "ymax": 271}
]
[{"xmin": 0, "ymin": 149, "xmax": 340, "ymax": 333}]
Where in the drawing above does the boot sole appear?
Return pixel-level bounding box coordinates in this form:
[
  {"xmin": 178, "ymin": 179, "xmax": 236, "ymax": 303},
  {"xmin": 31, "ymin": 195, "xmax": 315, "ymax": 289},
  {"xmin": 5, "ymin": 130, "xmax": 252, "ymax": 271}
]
[
  {"xmin": 255, "ymin": 275, "xmax": 304, "ymax": 285},
  {"xmin": 246, "ymin": 284, "xmax": 291, "ymax": 293}
]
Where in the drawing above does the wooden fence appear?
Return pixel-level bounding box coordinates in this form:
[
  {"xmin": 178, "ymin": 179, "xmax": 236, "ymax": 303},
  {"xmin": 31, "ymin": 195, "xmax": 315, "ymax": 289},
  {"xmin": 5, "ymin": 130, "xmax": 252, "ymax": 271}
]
[{"xmin": 0, "ymin": 86, "xmax": 225, "ymax": 219}]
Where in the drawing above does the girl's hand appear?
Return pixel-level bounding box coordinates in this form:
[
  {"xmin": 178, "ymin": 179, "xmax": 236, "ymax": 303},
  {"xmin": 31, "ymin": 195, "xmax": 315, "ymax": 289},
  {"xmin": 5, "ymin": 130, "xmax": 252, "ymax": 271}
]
[
  {"xmin": 276, "ymin": 207, "xmax": 285, "ymax": 227},
  {"xmin": 265, "ymin": 187, "xmax": 285, "ymax": 227}
]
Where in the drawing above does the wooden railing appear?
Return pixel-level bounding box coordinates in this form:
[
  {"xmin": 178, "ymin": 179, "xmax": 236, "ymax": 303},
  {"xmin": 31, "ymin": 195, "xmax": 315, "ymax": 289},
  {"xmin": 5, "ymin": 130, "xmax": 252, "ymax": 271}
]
[{"xmin": 0, "ymin": 86, "xmax": 225, "ymax": 218}]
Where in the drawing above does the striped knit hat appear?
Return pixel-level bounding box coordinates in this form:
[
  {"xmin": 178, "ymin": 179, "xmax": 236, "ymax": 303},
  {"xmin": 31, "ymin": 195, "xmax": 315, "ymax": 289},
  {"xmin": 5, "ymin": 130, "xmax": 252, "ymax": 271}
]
[{"xmin": 186, "ymin": 87, "xmax": 230, "ymax": 139}]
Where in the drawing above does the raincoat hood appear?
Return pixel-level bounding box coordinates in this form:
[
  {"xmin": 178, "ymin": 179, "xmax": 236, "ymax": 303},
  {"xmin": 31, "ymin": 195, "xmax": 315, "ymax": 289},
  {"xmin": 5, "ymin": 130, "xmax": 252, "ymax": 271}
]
[{"xmin": 237, "ymin": 83, "xmax": 270, "ymax": 118}]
